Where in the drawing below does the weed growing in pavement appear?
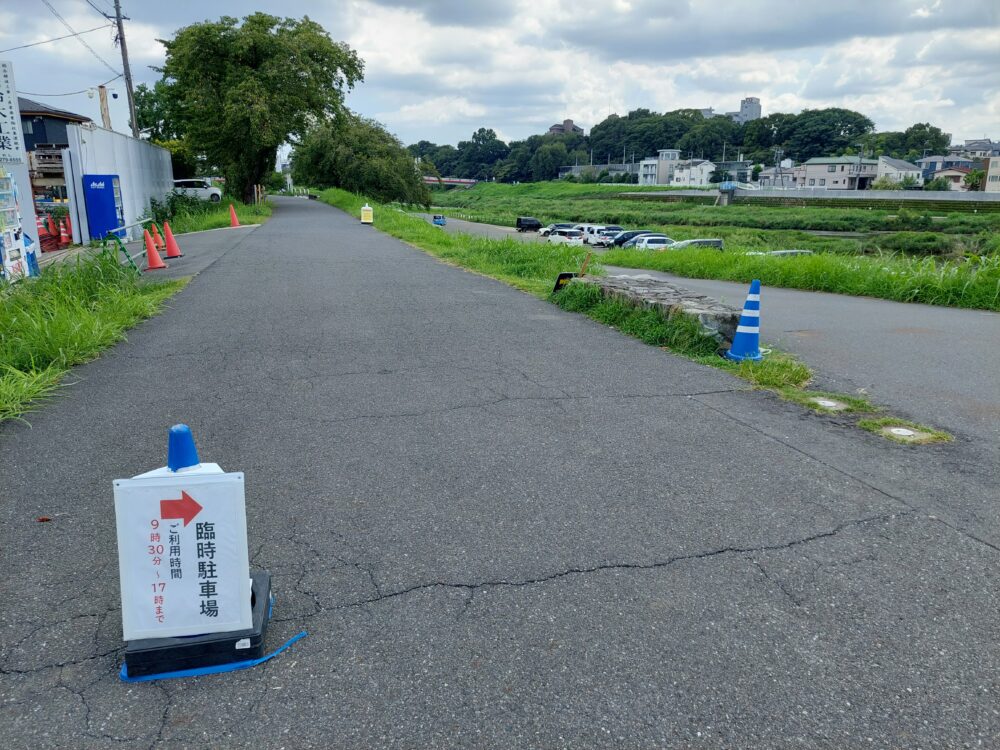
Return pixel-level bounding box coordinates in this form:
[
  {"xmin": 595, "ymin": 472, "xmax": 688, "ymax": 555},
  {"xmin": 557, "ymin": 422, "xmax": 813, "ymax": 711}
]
[
  {"xmin": 776, "ymin": 388, "xmax": 878, "ymax": 413},
  {"xmin": 857, "ymin": 417, "xmax": 952, "ymax": 444},
  {"xmin": 0, "ymin": 253, "xmax": 186, "ymax": 422}
]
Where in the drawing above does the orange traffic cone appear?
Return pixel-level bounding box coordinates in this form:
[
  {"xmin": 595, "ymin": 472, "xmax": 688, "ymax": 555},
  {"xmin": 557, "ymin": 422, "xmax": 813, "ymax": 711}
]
[
  {"xmin": 163, "ymin": 221, "xmax": 183, "ymax": 258},
  {"xmin": 143, "ymin": 229, "xmax": 168, "ymax": 271},
  {"xmin": 58, "ymin": 218, "xmax": 70, "ymax": 247},
  {"xmin": 65, "ymin": 214, "xmax": 73, "ymax": 238},
  {"xmin": 229, "ymin": 204, "xmax": 240, "ymax": 228},
  {"xmin": 36, "ymin": 214, "xmax": 48, "ymax": 236},
  {"xmin": 47, "ymin": 215, "xmax": 57, "ymax": 236},
  {"xmin": 151, "ymin": 222, "xmax": 165, "ymax": 249}
]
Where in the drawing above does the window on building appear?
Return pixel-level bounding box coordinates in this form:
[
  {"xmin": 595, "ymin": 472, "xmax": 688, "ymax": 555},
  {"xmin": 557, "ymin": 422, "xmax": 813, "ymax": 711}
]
[
  {"xmin": 828, "ymin": 165, "xmax": 836, "ymax": 172},
  {"xmin": 819, "ymin": 179, "xmax": 826, "ymax": 186},
  {"xmin": 21, "ymin": 118, "xmax": 33, "ymax": 135},
  {"xmin": 808, "ymin": 178, "xmax": 815, "ymax": 185}
]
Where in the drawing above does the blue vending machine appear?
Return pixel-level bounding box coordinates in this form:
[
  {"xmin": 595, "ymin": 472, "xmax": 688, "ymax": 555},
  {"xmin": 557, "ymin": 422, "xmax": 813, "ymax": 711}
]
[{"xmin": 82, "ymin": 174, "xmax": 125, "ymax": 241}]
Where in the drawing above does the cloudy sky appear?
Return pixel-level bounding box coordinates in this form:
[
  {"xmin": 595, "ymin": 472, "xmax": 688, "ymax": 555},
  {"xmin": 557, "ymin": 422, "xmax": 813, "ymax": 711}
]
[{"xmin": 2, "ymin": 0, "xmax": 998, "ymax": 148}]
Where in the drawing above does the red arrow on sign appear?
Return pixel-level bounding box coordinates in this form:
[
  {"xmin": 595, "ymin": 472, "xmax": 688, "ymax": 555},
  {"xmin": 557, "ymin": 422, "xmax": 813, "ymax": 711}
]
[{"xmin": 160, "ymin": 491, "xmax": 203, "ymax": 526}]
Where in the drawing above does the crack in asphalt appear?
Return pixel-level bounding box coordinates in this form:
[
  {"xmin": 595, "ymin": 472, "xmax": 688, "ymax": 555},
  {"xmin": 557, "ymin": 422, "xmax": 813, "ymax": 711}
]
[{"xmin": 273, "ymin": 510, "xmax": 910, "ymax": 623}]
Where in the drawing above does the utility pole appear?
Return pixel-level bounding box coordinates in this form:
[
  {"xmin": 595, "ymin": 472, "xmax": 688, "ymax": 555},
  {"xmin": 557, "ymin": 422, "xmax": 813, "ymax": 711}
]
[
  {"xmin": 113, "ymin": 0, "xmax": 139, "ymax": 138},
  {"xmin": 97, "ymin": 85, "xmax": 113, "ymax": 129}
]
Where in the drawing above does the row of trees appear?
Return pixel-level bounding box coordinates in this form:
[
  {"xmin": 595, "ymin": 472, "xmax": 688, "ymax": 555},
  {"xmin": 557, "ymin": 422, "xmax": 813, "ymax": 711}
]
[{"xmin": 408, "ymin": 109, "xmax": 952, "ymax": 184}]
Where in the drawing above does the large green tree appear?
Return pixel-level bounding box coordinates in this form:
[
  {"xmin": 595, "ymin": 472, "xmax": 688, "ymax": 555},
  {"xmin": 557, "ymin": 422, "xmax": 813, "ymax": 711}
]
[
  {"xmin": 292, "ymin": 114, "xmax": 430, "ymax": 205},
  {"xmin": 160, "ymin": 14, "xmax": 363, "ymax": 201}
]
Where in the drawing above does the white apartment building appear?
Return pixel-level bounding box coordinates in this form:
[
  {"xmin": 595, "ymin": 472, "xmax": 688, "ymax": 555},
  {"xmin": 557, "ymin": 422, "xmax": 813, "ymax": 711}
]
[
  {"xmin": 985, "ymin": 157, "xmax": 1000, "ymax": 193},
  {"xmin": 638, "ymin": 149, "xmax": 681, "ymax": 185},
  {"xmin": 672, "ymin": 159, "xmax": 715, "ymax": 186}
]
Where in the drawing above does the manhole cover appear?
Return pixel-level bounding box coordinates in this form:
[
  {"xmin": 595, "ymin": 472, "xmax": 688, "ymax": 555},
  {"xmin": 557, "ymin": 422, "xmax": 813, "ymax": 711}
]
[
  {"xmin": 810, "ymin": 397, "xmax": 847, "ymax": 411},
  {"xmin": 878, "ymin": 425, "xmax": 935, "ymax": 443}
]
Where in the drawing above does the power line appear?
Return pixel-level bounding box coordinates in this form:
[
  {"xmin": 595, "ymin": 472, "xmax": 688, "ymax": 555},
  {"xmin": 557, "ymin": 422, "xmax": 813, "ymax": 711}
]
[
  {"xmin": 0, "ymin": 23, "xmax": 113, "ymax": 54},
  {"xmin": 18, "ymin": 73, "xmax": 123, "ymax": 98},
  {"xmin": 38, "ymin": 0, "xmax": 121, "ymax": 77}
]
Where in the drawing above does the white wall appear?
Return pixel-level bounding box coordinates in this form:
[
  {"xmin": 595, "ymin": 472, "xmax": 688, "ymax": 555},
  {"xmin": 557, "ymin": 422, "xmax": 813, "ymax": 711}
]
[{"xmin": 63, "ymin": 123, "xmax": 173, "ymax": 243}]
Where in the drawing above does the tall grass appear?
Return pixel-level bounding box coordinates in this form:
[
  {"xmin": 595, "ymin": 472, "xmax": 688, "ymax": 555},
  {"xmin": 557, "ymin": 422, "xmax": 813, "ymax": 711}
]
[
  {"xmin": 602, "ymin": 247, "xmax": 1000, "ymax": 311},
  {"xmin": 166, "ymin": 201, "xmax": 272, "ymax": 234},
  {"xmin": 317, "ymin": 188, "xmax": 592, "ymax": 297},
  {"xmin": 0, "ymin": 253, "xmax": 185, "ymax": 422}
]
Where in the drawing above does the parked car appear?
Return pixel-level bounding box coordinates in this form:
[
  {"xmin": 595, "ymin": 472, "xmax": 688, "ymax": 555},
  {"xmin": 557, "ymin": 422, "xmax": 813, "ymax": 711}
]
[
  {"xmin": 611, "ymin": 229, "xmax": 658, "ymax": 247},
  {"xmin": 432, "ymin": 215, "xmax": 447, "ymax": 226},
  {"xmin": 630, "ymin": 235, "xmax": 676, "ymax": 251},
  {"xmin": 539, "ymin": 222, "xmax": 576, "ymax": 237},
  {"xmin": 622, "ymin": 233, "xmax": 673, "ymax": 248},
  {"xmin": 592, "ymin": 226, "xmax": 625, "ymax": 246},
  {"xmin": 547, "ymin": 228, "xmax": 585, "ymax": 246},
  {"xmin": 670, "ymin": 238, "xmax": 723, "ymax": 250},
  {"xmin": 516, "ymin": 216, "xmax": 543, "ymax": 232},
  {"xmin": 173, "ymin": 178, "xmax": 222, "ymax": 202},
  {"xmin": 571, "ymin": 223, "xmax": 600, "ymax": 237}
]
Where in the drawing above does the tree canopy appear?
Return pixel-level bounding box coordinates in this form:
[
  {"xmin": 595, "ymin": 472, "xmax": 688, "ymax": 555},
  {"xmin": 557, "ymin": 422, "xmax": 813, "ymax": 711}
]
[
  {"xmin": 292, "ymin": 114, "xmax": 430, "ymax": 206},
  {"xmin": 409, "ymin": 106, "xmax": 955, "ymax": 185},
  {"xmin": 157, "ymin": 13, "xmax": 363, "ymax": 201}
]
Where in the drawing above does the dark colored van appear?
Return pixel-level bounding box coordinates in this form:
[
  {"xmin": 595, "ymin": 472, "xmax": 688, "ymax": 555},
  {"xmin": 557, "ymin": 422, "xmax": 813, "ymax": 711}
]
[{"xmin": 516, "ymin": 216, "xmax": 543, "ymax": 232}]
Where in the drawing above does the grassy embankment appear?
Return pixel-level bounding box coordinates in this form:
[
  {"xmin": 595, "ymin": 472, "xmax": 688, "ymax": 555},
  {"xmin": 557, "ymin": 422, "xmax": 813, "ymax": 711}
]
[
  {"xmin": 432, "ymin": 183, "xmax": 1000, "ymax": 311},
  {"xmin": 0, "ymin": 253, "xmax": 186, "ymax": 422},
  {"xmin": 318, "ymin": 188, "xmax": 954, "ymax": 440},
  {"xmin": 156, "ymin": 199, "xmax": 272, "ymax": 235}
]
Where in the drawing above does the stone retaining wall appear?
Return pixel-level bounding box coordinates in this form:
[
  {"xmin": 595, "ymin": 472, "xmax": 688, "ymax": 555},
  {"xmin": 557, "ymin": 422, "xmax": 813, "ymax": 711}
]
[{"xmin": 573, "ymin": 274, "xmax": 740, "ymax": 345}]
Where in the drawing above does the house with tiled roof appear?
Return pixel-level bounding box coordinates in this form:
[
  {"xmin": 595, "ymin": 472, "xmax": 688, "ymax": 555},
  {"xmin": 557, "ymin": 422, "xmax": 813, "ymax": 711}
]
[{"xmin": 876, "ymin": 156, "xmax": 922, "ymax": 185}]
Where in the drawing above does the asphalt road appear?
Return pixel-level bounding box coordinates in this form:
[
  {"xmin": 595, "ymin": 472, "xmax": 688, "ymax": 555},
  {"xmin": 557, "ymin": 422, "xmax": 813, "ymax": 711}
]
[
  {"xmin": 2, "ymin": 197, "xmax": 999, "ymax": 748},
  {"xmin": 422, "ymin": 214, "xmax": 1000, "ymax": 445}
]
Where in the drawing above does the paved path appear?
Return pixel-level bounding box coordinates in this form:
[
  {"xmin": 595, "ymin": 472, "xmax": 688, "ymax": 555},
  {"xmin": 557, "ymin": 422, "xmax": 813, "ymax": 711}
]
[
  {"xmin": 423, "ymin": 214, "xmax": 1000, "ymax": 445},
  {"xmin": 2, "ymin": 197, "xmax": 999, "ymax": 748}
]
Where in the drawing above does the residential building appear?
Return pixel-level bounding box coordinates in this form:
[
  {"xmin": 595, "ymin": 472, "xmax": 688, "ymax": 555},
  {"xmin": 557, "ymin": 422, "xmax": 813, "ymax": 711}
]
[
  {"xmin": 714, "ymin": 159, "xmax": 754, "ymax": 183},
  {"xmin": 638, "ymin": 148, "xmax": 681, "ymax": 185},
  {"xmin": 548, "ymin": 118, "xmax": 584, "ymax": 136},
  {"xmin": 19, "ymin": 97, "xmax": 91, "ymax": 203},
  {"xmin": 917, "ymin": 154, "xmax": 973, "ymax": 180},
  {"xmin": 947, "ymin": 139, "xmax": 999, "ymax": 159},
  {"xmin": 801, "ymin": 156, "xmax": 878, "ymax": 189},
  {"xmin": 931, "ymin": 166, "xmax": 972, "ymax": 190},
  {"xmin": 876, "ymin": 156, "xmax": 922, "ymax": 186},
  {"xmin": 984, "ymin": 157, "xmax": 1000, "ymax": 193},
  {"xmin": 672, "ymin": 159, "xmax": 715, "ymax": 186}
]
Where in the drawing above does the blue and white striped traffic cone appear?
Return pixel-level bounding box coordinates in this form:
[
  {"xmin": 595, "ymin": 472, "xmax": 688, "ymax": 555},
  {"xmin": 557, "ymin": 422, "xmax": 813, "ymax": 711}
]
[{"xmin": 725, "ymin": 279, "xmax": 763, "ymax": 362}]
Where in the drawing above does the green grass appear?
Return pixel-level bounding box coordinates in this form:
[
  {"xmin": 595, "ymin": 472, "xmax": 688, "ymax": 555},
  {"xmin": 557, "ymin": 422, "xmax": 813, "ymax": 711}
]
[
  {"xmin": 165, "ymin": 200, "xmax": 272, "ymax": 234},
  {"xmin": 317, "ymin": 188, "xmax": 593, "ymax": 297},
  {"xmin": 0, "ymin": 253, "xmax": 187, "ymax": 422},
  {"xmin": 601, "ymin": 247, "xmax": 1000, "ymax": 311},
  {"xmin": 857, "ymin": 417, "xmax": 952, "ymax": 444}
]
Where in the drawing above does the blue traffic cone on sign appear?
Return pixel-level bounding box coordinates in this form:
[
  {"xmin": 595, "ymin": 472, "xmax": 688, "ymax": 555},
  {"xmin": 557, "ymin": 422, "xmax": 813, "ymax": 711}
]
[
  {"xmin": 167, "ymin": 424, "xmax": 201, "ymax": 471},
  {"xmin": 725, "ymin": 279, "xmax": 763, "ymax": 362}
]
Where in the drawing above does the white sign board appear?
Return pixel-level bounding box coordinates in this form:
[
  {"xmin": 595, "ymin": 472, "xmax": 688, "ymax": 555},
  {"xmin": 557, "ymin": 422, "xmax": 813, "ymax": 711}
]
[
  {"xmin": 0, "ymin": 62, "xmax": 26, "ymax": 164},
  {"xmin": 113, "ymin": 472, "xmax": 252, "ymax": 640}
]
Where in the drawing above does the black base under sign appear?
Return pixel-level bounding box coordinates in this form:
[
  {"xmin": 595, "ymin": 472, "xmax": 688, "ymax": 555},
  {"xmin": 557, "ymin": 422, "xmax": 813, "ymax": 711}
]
[{"xmin": 124, "ymin": 571, "xmax": 271, "ymax": 678}]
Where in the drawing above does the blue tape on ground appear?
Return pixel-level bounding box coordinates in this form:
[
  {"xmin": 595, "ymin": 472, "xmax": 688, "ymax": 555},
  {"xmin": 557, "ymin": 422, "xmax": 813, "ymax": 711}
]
[{"xmin": 119, "ymin": 631, "xmax": 307, "ymax": 683}]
